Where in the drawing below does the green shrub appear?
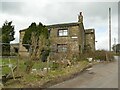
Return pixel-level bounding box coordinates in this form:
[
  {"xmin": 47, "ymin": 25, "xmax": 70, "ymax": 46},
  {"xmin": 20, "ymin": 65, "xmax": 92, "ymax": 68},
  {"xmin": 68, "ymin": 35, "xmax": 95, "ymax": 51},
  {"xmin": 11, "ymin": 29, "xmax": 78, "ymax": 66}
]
[
  {"xmin": 79, "ymin": 50, "xmax": 114, "ymax": 61},
  {"xmin": 51, "ymin": 61, "xmax": 59, "ymax": 70}
]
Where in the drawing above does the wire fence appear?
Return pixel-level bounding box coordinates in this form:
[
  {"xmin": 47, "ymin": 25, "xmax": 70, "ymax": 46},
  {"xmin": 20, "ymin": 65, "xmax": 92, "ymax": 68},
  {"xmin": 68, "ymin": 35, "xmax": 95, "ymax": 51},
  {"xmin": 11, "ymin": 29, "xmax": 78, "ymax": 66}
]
[{"xmin": 1, "ymin": 43, "xmax": 70, "ymax": 77}]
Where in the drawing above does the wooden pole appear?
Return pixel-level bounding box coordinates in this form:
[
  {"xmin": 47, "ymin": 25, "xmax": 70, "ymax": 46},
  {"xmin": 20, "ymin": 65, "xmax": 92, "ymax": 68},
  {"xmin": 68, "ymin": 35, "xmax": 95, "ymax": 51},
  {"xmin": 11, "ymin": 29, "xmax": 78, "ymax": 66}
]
[
  {"xmin": 47, "ymin": 56, "xmax": 50, "ymax": 73},
  {"xmin": 9, "ymin": 58, "xmax": 15, "ymax": 80},
  {"xmin": 16, "ymin": 54, "xmax": 19, "ymax": 73}
]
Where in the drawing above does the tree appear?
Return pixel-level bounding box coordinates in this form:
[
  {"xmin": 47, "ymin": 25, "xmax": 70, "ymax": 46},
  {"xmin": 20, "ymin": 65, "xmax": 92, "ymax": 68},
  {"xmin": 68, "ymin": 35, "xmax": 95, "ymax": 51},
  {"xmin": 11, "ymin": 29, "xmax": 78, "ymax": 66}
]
[
  {"xmin": 112, "ymin": 44, "xmax": 120, "ymax": 53},
  {"xmin": 22, "ymin": 22, "xmax": 49, "ymax": 73},
  {"xmin": 1, "ymin": 21, "xmax": 15, "ymax": 56}
]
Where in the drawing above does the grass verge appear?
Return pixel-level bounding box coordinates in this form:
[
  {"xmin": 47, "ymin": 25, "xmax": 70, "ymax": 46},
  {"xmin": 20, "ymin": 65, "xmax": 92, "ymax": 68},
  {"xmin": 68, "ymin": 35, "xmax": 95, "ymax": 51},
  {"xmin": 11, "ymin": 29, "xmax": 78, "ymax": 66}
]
[{"xmin": 3, "ymin": 60, "xmax": 89, "ymax": 88}]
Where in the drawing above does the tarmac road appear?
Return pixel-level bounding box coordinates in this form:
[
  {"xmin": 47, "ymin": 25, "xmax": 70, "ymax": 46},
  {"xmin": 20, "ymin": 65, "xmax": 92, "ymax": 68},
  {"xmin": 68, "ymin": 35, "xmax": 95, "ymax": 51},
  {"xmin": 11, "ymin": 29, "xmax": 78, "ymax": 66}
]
[{"xmin": 50, "ymin": 57, "xmax": 118, "ymax": 88}]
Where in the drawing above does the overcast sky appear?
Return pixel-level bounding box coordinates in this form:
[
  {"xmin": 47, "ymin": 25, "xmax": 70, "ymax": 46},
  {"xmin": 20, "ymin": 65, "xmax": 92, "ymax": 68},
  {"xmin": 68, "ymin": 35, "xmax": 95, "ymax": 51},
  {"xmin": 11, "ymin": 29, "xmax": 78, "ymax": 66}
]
[{"xmin": 0, "ymin": 0, "xmax": 119, "ymax": 50}]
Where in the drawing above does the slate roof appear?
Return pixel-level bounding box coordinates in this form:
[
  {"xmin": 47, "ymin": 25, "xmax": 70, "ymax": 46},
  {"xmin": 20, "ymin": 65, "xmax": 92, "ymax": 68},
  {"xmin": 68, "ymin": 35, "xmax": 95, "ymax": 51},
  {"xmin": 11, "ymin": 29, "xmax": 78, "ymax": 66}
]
[
  {"xmin": 19, "ymin": 22, "xmax": 82, "ymax": 32},
  {"xmin": 85, "ymin": 29, "xmax": 95, "ymax": 34},
  {"xmin": 46, "ymin": 22, "xmax": 81, "ymax": 28}
]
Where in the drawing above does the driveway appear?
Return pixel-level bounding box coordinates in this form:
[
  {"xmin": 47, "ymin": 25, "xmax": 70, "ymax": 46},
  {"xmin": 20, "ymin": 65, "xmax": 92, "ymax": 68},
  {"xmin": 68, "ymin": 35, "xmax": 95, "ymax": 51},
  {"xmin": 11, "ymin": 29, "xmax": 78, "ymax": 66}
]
[{"xmin": 50, "ymin": 57, "xmax": 118, "ymax": 88}]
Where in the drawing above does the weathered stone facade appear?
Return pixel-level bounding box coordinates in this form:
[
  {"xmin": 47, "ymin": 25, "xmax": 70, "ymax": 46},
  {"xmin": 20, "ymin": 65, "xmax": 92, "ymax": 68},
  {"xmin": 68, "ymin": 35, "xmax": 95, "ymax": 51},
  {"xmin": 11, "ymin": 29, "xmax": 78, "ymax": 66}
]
[
  {"xmin": 19, "ymin": 29, "xmax": 29, "ymax": 57},
  {"xmin": 10, "ymin": 43, "xmax": 19, "ymax": 55},
  {"xmin": 46, "ymin": 22, "xmax": 84, "ymax": 60},
  {"xmin": 85, "ymin": 29, "xmax": 95, "ymax": 52},
  {"xmin": 19, "ymin": 12, "xmax": 95, "ymax": 59}
]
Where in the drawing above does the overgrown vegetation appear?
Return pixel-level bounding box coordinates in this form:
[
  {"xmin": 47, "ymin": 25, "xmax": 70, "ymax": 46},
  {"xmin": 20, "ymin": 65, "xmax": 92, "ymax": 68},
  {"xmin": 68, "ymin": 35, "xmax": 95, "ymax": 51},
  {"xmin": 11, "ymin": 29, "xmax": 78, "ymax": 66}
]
[
  {"xmin": 1, "ymin": 49, "xmax": 115, "ymax": 88},
  {"xmin": 22, "ymin": 22, "xmax": 50, "ymax": 73},
  {"xmin": 2, "ymin": 57, "xmax": 89, "ymax": 88},
  {"xmin": 22, "ymin": 22, "xmax": 49, "ymax": 50},
  {"xmin": 80, "ymin": 50, "xmax": 114, "ymax": 61}
]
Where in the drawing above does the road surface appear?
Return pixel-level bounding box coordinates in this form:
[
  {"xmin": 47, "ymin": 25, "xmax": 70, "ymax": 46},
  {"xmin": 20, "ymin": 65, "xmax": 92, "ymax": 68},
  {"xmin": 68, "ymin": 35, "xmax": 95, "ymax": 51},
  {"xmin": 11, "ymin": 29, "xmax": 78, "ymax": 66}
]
[{"xmin": 50, "ymin": 57, "xmax": 118, "ymax": 88}]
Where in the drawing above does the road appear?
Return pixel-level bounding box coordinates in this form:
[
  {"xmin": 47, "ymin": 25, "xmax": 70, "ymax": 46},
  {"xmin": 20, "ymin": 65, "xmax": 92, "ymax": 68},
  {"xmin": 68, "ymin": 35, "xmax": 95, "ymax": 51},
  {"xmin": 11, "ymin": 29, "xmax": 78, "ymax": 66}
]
[{"xmin": 50, "ymin": 57, "xmax": 118, "ymax": 88}]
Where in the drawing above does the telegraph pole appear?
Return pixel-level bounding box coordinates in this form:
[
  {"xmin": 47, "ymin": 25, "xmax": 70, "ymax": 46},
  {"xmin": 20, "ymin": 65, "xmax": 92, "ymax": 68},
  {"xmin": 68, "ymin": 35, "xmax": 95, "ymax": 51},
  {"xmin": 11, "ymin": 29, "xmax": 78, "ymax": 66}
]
[
  {"xmin": 114, "ymin": 38, "xmax": 116, "ymax": 53},
  {"xmin": 109, "ymin": 8, "xmax": 111, "ymax": 51}
]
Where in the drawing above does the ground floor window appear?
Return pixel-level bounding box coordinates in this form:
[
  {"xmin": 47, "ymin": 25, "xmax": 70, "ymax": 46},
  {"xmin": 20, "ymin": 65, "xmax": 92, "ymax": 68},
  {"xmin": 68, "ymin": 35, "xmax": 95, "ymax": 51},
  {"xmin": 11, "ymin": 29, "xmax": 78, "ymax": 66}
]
[{"xmin": 57, "ymin": 44, "xmax": 67, "ymax": 52}]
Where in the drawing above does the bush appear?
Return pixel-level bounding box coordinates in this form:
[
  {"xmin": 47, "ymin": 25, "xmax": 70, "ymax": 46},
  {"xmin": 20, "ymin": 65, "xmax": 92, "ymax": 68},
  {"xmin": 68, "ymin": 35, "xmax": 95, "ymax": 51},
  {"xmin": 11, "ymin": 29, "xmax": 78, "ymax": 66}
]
[
  {"xmin": 51, "ymin": 61, "xmax": 59, "ymax": 70},
  {"xmin": 79, "ymin": 50, "xmax": 114, "ymax": 61}
]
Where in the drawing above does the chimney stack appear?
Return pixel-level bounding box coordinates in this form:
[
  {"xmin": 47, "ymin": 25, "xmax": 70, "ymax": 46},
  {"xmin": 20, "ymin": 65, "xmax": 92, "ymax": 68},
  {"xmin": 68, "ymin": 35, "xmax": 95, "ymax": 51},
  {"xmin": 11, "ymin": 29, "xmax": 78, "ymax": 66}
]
[{"xmin": 78, "ymin": 12, "xmax": 83, "ymax": 23}]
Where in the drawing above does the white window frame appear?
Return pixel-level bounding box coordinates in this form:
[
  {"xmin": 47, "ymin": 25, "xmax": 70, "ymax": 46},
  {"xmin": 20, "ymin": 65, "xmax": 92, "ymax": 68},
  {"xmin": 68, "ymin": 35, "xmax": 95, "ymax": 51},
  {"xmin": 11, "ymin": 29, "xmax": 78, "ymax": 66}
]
[{"xmin": 58, "ymin": 29, "xmax": 68, "ymax": 36}]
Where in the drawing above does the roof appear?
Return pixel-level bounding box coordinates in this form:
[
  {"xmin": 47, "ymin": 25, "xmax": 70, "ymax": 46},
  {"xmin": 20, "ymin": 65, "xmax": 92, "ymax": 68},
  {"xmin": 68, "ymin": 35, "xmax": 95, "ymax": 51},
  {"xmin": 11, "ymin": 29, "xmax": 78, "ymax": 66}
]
[
  {"xmin": 19, "ymin": 29, "xmax": 26, "ymax": 32},
  {"xmin": 19, "ymin": 22, "xmax": 81, "ymax": 32},
  {"xmin": 46, "ymin": 22, "xmax": 80, "ymax": 28},
  {"xmin": 85, "ymin": 29, "xmax": 95, "ymax": 34}
]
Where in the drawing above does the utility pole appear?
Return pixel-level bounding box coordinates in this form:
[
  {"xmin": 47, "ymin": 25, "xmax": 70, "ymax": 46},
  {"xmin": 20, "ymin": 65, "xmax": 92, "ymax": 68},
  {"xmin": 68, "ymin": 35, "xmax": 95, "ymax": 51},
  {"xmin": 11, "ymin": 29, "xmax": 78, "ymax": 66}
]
[
  {"xmin": 109, "ymin": 8, "xmax": 111, "ymax": 51},
  {"xmin": 114, "ymin": 38, "xmax": 116, "ymax": 53}
]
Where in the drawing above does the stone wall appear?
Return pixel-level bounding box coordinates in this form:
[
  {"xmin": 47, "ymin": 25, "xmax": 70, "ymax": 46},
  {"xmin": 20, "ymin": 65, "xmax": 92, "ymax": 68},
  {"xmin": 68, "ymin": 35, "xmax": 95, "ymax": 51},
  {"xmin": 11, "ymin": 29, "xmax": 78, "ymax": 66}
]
[
  {"xmin": 49, "ymin": 24, "xmax": 83, "ymax": 60},
  {"xmin": 19, "ymin": 30, "xmax": 29, "ymax": 58},
  {"xmin": 85, "ymin": 29, "xmax": 95, "ymax": 51}
]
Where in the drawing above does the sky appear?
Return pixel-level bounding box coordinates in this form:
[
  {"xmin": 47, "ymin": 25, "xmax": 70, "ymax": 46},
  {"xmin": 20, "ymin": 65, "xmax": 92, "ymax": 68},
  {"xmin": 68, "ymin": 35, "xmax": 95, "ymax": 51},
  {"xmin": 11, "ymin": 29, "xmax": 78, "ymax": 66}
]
[{"xmin": 0, "ymin": 0, "xmax": 119, "ymax": 50}]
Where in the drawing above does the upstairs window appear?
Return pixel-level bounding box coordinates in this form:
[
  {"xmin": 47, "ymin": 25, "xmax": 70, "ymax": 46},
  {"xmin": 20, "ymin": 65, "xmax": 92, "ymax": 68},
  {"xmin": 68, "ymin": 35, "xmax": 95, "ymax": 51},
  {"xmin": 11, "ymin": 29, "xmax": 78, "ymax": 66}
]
[
  {"xmin": 58, "ymin": 29, "xmax": 68, "ymax": 36},
  {"xmin": 57, "ymin": 44, "xmax": 67, "ymax": 52}
]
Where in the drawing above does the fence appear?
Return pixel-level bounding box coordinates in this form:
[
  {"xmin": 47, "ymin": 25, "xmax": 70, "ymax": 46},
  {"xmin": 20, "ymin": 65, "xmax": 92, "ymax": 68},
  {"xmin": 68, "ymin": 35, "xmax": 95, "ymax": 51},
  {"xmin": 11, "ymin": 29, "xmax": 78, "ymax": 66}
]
[{"xmin": 0, "ymin": 43, "xmax": 20, "ymax": 85}]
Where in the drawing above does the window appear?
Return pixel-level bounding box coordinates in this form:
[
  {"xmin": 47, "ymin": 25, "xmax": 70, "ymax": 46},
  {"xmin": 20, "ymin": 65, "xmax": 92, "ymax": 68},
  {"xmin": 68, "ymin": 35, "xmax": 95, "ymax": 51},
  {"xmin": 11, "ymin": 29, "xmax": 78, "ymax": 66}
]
[
  {"xmin": 57, "ymin": 44, "xmax": 67, "ymax": 52},
  {"xmin": 58, "ymin": 29, "xmax": 68, "ymax": 36}
]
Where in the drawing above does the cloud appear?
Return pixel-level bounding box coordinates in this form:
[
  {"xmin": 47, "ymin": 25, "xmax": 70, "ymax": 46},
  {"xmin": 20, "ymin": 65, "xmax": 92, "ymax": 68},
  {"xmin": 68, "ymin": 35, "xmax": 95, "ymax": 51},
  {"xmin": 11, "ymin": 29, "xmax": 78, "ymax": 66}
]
[
  {"xmin": 0, "ymin": 1, "xmax": 118, "ymax": 50},
  {"xmin": 1, "ymin": 2, "xmax": 24, "ymax": 15}
]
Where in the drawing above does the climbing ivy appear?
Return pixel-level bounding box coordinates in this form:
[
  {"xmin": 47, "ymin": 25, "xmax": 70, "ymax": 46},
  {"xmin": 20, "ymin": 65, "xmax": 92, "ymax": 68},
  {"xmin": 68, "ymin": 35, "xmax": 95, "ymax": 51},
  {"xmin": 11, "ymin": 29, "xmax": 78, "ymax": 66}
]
[
  {"xmin": 22, "ymin": 22, "xmax": 49, "ymax": 51},
  {"xmin": 22, "ymin": 22, "xmax": 50, "ymax": 73}
]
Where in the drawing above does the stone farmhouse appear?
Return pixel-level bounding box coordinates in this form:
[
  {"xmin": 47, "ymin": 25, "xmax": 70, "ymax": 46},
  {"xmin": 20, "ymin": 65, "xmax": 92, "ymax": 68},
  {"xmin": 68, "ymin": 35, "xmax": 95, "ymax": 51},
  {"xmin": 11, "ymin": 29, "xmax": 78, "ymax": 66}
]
[{"xmin": 19, "ymin": 12, "xmax": 95, "ymax": 60}]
